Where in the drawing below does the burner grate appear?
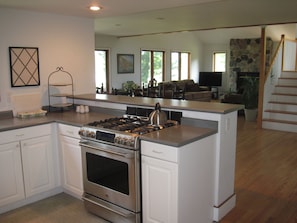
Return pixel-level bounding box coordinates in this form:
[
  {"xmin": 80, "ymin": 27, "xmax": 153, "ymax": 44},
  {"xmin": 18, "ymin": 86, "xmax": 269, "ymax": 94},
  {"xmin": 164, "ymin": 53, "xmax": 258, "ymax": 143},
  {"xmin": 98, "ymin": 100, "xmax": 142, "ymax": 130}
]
[{"xmin": 86, "ymin": 117, "xmax": 178, "ymax": 134}]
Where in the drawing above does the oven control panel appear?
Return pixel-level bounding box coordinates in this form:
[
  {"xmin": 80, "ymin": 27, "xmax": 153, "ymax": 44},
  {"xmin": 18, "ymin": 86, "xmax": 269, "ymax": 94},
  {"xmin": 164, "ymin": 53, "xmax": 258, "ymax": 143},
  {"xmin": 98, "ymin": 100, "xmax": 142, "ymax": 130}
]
[{"xmin": 79, "ymin": 127, "xmax": 138, "ymax": 149}]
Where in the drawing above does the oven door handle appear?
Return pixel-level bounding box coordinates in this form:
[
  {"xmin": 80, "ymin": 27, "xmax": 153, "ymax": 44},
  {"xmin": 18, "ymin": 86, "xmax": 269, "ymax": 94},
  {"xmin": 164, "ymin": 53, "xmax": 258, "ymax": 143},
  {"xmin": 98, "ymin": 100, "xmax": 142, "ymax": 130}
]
[
  {"xmin": 82, "ymin": 196, "xmax": 134, "ymax": 218},
  {"xmin": 80, "ymin": 141, "xmax": 134, "ymax": 158}
]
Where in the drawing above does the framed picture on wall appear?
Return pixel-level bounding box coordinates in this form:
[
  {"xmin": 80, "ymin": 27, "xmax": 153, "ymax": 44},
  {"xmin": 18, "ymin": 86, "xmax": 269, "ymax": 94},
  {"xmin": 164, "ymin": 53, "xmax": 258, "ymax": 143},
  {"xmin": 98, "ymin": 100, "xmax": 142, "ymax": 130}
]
[
  {"xmin": 117, "ymin": 54, "xmax": 134, "ymax": 73},
  {"xmin": 9, "ymin": 46, "xmax": 40, "ymax": 87}
]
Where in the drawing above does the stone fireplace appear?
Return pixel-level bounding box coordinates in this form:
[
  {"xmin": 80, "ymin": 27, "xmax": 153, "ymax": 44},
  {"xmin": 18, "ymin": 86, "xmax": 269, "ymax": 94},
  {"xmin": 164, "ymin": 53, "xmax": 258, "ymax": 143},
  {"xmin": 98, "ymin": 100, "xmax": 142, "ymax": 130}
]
[{"xmin": 228, "ymin": 38, "xmax": 273, "ymax": 91}]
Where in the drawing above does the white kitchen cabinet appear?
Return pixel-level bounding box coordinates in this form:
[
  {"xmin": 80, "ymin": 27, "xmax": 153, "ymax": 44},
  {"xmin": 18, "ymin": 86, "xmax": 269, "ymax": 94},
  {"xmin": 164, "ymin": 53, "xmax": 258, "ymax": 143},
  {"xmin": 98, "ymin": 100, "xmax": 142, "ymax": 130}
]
[
  {"xmin": 21, "ymin": 135, "xmax": 55, "ymax": 197},
  {"xmin": 0, "ymin": 142, "xmax": 25, "ymax": 207},
  {"xmin": 0, "ymin": 124, "xmax": 59, "ymax": 211},
  {"xmin": 142, "ymin": 155, "xmax": 178, "ymax": 223},
  {"xmin": 58, "ymin": 124, "xmax": 83, "ymax": 198},
  {"xmin": 141, "ymin": 134, "xmax": 216, "ymax": 223}
]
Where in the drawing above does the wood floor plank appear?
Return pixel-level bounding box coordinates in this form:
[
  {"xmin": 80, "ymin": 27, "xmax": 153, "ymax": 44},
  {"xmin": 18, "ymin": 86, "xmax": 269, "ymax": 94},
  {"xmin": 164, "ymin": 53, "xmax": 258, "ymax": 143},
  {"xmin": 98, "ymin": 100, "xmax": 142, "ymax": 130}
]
[{"xmin": 220, "ymin": 116, "xmax": 297, "ymax": 223}]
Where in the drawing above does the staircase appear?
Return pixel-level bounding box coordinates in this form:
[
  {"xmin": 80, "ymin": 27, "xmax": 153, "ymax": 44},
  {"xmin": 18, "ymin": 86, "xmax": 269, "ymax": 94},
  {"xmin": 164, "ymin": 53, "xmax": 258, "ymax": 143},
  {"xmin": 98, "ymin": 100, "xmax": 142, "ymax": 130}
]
[{"xmin": 262, "ymin": 71, "xmax": 297, "ymax": 133}]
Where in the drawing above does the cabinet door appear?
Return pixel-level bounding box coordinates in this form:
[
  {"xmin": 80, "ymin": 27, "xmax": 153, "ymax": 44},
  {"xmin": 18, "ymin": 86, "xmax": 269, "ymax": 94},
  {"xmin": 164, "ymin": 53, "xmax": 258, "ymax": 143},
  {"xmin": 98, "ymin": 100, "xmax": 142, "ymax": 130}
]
[
  {"xmin": 21, "ymin": 135, "xmax": 55, "ymax": 197},
  {"xmin": 60, "ymin": 135, "xmax": 83, "ymax": 197},
  {"xmin": 0, "ymin": 142, "xmax": 25, "ymax": 206},
  {"xmin": 142, "ymin": 156, "xmax": 178, "ymax": 223}
]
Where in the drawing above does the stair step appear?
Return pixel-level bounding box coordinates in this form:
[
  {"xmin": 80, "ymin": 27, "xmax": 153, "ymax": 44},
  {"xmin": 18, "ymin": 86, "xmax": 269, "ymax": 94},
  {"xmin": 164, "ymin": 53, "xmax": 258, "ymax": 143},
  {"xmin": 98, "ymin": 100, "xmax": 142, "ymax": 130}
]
[
  {"xmin": 268, "ymin": 101, "xmax": 297, "ymax": 106},
  {"xmin": 272, "ymin": 92, "xmax": 297, "ymax": 96},
  {"xmin": 264, "ymin": 72, "xmax": 297, "ymax": 133},
  {"xmin": 281, "ymin": 71, "xmax": 297, "ymax": 78},
  {"xmin": 265, "ymin": 109, "xmax": 297, "ymax": 115},
  {"xmin": 262, "ymin": 119, "xmax": 297, "ymax": 133},
  {"xmin": 278, "ymin": 78, "xmax": 297, "ymax": 86},
  {"xmin": 267, "ymin": 101, "xmax": 297, "ymax": 113},
  {"xmin": 279, "ymin": 77, "xmax": 297, "ymax": 80},
  {"xmin": 275, "ymin": 85, "xmax": 297, "ymax": 88},
  {"xmin": 262, "ymin": 118, "xmax": 297, "ymax": 125},
  {"xmin": 270, "ymin": 94, "xmax": 297, "ymax": 104},
  {"xmin": 274, "ymin": 85, "xmax": 297, "ymax": 94},
  {"xmin": 264, "ymin": 109, "xmax": 297, "ymax": 122}
]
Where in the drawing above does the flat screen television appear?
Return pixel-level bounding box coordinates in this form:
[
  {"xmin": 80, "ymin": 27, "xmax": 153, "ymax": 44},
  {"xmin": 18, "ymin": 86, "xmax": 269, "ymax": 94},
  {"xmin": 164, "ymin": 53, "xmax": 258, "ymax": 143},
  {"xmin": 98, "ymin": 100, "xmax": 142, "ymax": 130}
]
[{"xmin": 199, "ymin": 72, "xmax": 222, "ymax": 87}]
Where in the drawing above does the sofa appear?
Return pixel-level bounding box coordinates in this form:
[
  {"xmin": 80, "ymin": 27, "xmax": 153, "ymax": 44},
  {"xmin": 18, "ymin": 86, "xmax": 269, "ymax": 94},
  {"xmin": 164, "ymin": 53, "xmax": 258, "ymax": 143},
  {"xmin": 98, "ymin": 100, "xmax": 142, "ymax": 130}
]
[{"xmin": 158, "ymin": 79, "xmax": 212, "ymax": 102}]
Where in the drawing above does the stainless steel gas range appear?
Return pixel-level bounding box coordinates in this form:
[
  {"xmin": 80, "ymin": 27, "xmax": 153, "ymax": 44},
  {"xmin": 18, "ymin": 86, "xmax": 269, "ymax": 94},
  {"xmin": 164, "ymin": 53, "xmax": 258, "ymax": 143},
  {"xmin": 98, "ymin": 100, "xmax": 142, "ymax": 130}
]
[{"xmin": 79, "ymin": 114, "xmax": 178, "ymax": 223}]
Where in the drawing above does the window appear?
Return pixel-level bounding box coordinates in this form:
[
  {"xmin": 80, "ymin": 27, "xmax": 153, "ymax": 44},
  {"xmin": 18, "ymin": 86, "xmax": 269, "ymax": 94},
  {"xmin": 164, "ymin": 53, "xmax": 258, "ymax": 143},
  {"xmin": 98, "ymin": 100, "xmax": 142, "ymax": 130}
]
[
  {"xmin": 141, "ymin": 50, "xmax": 165, "ymax": 86},
  {"xmin": 171, "ymin": 52, "xmax": 190, "ymax": 81},
  {"xmin": 95, "ymin": 49, "xmax": 109, "ymax": 93},
  {"xmin": 213, "ymin": 52, "xmax": 226, "ymax": 72}
]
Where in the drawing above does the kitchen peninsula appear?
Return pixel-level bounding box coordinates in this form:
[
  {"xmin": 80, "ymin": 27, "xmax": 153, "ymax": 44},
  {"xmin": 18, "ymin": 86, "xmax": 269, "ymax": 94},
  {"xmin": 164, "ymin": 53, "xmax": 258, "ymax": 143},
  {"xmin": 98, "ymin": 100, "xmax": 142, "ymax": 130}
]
[
  {"xmin": 71, "ymin": 93, "xmax": 243, "ymax": 221},
  {"xmin": 0, "ymin": 94, "xmax": 242, "ymax": 222}
]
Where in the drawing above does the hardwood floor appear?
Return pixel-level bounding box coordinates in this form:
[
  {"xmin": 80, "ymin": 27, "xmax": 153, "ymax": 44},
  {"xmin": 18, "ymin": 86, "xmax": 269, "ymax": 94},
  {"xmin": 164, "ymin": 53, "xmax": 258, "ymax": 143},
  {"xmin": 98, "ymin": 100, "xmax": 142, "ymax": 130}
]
[
  {"xmin": 220, "ymin": 116, "xmax": 297, "ymax": 223},
  {"xmin": 0, "ymin": 116, "xmax": 296, "ymax": 222}
]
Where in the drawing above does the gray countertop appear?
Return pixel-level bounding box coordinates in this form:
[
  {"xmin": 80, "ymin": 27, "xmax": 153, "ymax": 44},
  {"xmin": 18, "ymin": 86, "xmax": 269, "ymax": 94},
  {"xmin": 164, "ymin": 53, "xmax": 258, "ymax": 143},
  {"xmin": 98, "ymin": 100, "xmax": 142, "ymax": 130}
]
[
  {"xmin": 0, "ymin": 110, "xmax": 216, "ymax": 147},
  {"xmin": 0, "ymin": 111, "xmax": 114, "ymax": 132},
  {"xmin": 72, "ymin": 94, "xmax": 243, "ymax": 114},
  {"xmin": 140, "ymin": 125, "xmax": 217, "ymax": 147}
]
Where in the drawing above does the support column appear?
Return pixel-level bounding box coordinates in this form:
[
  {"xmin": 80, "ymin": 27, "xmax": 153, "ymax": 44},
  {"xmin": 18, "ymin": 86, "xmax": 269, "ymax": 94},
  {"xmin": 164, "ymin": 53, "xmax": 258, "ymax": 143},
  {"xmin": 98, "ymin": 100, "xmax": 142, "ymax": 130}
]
[{"xmin": 257, "ymin": 26, "xmax": 266, "ymax": 128}]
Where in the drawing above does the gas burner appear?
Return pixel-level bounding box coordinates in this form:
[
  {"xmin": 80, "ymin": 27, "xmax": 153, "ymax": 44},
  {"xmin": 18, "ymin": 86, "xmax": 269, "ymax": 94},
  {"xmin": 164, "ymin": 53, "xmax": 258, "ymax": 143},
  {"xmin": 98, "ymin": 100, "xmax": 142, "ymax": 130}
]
[
  {"xmin": 79, "ymin": 116, "xmax": 179, "ymax": 149},
  {"xmin": 86, "ymin": 117, "xmax": 178, "ymax": 134},
  {"xmin": 87, "ymin": 117, "xmax": 151, "ymax": 132}
]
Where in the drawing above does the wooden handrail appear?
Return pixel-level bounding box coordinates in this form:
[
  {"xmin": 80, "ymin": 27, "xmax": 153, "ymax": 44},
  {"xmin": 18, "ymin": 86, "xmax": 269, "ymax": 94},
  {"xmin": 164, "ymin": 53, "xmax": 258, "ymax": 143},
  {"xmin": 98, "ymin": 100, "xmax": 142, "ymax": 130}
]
[
  {"xmin": 258, "ymin": 34, "xmax": 285, "ymax": 128},
  {"xmin": 265, "ymin": 34, "xmax": 285, "ymax": 82}
]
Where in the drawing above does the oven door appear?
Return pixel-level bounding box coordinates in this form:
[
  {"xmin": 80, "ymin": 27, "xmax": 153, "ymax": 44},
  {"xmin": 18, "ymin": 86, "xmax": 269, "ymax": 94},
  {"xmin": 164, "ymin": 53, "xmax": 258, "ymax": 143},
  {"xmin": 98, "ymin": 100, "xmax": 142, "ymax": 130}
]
[{"xmin": 80, "ymin": 140, "xmax": 140, "ymax": 212}]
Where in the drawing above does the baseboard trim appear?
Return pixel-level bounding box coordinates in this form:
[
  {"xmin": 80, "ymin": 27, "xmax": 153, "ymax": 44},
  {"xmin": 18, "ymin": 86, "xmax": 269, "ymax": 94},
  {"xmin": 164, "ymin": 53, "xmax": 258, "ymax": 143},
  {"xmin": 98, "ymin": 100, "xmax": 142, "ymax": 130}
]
[{"xmin": 213, "ymin": 193, "xmax": 236, "ymax": 222}]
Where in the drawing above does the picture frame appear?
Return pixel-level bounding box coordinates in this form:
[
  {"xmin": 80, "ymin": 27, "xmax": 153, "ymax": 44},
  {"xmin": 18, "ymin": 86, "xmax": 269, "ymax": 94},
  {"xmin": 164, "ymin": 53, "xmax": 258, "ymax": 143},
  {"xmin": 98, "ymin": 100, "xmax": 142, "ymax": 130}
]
[
  {"xmin": 117, "ymin": 54, "xmax": 134, "ymax": 73},
  {"xmin": 9, "ymin": 47, "xmax": 40, "ymax": 87}
]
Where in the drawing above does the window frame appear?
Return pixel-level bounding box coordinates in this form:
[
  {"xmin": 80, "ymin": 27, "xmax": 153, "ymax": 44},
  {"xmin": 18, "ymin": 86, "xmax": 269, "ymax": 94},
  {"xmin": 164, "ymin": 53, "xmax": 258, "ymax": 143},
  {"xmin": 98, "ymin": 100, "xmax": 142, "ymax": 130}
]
[
  {"xmin": 171, "ymin": 51, "xmax": 191, "ymax": 81},
  {"xmin": 213, "ymin": 51, "xmax": 226, "ymax": 72},
  {"xmin": 141, "ymin": 49, "xmax": 165, "ymax": 86},
  {"xmin": 95, "ymin": 49, "xmax": 110, "ymax": 93}
]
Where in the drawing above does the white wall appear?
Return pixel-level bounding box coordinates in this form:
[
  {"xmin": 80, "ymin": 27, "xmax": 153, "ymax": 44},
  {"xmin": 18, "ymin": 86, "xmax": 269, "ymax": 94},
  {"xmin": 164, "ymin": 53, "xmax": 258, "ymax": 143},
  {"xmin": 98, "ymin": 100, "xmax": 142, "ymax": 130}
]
[
  {"xmin": 95, "ymin": 32, "xmax": 202, "ymax": 90},
  {"xmin": 0, "ymin": 8, "xmax": 95, "ymax": 111}
]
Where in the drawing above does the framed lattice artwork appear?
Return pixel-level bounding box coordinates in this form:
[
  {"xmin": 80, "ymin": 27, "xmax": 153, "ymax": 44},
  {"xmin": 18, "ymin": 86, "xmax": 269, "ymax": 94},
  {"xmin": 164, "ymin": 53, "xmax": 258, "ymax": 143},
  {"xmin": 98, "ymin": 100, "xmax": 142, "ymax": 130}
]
[{"xmin": 9, "ymin": 47, "xmax": 40, "ymax": 87}]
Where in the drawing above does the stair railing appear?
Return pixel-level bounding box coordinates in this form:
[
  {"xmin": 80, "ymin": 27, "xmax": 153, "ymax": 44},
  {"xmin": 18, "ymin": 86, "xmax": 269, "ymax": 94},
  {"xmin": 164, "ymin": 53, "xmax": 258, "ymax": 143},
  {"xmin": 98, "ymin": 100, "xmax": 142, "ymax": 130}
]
[
  {"xmin": 258, "ymin": 35, "xmax": 285, "ymax": 128},
  {"xmin": 265, "ymin": 34, "xmax": 285, "ymax": 82}
]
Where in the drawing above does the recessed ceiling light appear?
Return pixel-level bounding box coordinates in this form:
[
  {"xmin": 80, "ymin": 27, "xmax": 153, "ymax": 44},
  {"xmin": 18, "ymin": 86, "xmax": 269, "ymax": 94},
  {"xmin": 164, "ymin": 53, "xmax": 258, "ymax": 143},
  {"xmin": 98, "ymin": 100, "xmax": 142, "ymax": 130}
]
[{"xmin": 89, "ymin": 6, "xmax": 101, "ymax": 11}]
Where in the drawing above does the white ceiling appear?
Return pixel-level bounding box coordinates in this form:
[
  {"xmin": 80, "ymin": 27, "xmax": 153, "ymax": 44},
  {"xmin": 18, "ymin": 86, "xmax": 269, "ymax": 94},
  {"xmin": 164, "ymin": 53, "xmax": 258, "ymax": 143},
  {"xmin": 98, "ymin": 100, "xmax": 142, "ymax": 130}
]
[{"xmin": 0, "ymin": 0, "xmax": 297, "ymax": 40}]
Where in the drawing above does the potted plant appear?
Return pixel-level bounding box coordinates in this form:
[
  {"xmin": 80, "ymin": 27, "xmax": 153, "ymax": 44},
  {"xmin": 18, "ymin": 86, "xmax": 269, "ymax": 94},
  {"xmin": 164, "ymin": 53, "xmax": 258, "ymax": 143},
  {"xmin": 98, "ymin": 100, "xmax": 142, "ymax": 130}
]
[
  {"xmin": 122, "ymin": 81, "xmax": 139, "ymax": 96},
  {"xmin": 241, "ymin": 76, "xmax": 259, "ymax": 121}
]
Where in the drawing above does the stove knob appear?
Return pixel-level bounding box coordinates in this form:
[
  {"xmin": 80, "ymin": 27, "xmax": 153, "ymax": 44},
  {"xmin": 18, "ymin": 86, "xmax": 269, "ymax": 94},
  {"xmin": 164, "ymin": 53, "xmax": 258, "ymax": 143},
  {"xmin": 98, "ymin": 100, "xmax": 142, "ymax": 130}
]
[
  {"xmin": 86, "ymin": 131, "xmax": 95, "ymax": 138},
  {"xmin": 78, "ymin": 129, "xmax": 84, "ymax": 136},
  {"xmin": 79, "ymin": 129, "xmax": 87, "ymax": 136},
  {"xmin": 114, "ymin": 136, "xmax": 121, "ymax": 144},
  {"xmin": 90, "ymin": 131, "xmax": 96, "ymax": 138},
  {"xmin": 127, "ymin": 139, "xmax": 134, "ymax": 147},
  {"xmin": 123, "ymin": 138, "xmax": 129, "ymax": 145},
  {"xmin": 118, "ymin": 137, "xmax": 123, "ymax": 144}
]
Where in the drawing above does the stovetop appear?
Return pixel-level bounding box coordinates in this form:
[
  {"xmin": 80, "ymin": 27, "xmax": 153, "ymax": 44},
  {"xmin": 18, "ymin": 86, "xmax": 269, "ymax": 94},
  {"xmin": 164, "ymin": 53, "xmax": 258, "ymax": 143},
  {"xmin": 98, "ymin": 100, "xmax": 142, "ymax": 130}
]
[{"xmin": 79, "ymin": 115, "xmax": 178, "ymax": 149}]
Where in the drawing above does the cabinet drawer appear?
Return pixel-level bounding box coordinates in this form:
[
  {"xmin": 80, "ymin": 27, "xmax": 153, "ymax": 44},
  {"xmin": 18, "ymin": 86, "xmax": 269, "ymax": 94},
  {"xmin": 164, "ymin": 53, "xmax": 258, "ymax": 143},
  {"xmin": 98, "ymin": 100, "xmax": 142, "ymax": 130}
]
[
  {"xmin": 58, "ymin": 124, "xmax": 80, "ymax": 139},
  {"xmin": 141, "ymin": 140, "xmax": 178, "ymax": 163},
  {"xmin": 0, "ymin": 124, "xmax": 51, "ymax": 144}
]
